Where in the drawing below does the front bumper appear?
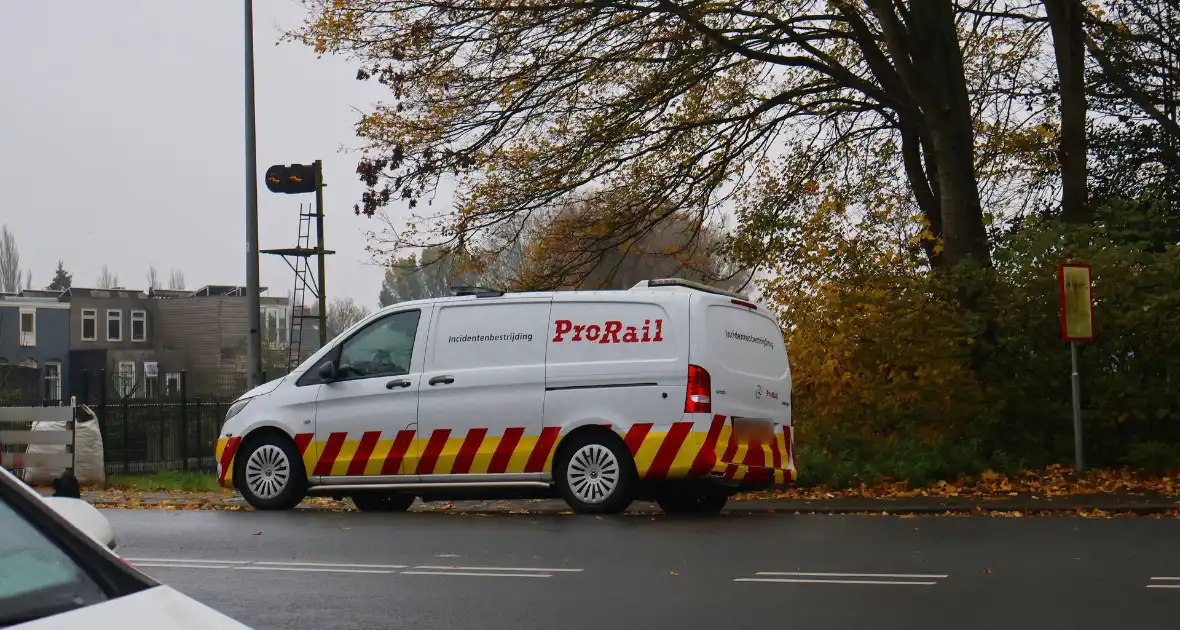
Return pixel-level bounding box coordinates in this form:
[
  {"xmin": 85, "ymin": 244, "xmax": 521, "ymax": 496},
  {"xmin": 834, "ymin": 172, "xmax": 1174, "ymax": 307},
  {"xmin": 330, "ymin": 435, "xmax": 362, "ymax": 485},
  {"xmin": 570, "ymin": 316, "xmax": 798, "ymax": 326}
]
[{"xmin": 214, "ymin": 436, "xmax": 242, "ymax": 488}]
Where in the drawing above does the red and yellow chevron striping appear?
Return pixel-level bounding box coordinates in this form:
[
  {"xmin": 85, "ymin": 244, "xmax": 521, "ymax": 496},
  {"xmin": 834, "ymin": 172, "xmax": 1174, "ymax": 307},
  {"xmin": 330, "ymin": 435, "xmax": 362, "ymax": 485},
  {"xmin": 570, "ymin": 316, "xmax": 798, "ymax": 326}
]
[{"xmin": 215, "ymin": 416, "xmax": 795, "ymax": 489}]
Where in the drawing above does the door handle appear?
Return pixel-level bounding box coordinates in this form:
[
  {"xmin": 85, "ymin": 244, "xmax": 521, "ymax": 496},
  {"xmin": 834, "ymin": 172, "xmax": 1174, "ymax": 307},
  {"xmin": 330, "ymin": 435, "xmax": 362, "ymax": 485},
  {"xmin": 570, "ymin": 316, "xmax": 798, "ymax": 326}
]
[
  {"xmin": 428, "ymin": 375, "xmax": 455, "ymax": 386},
  {"xmin": 386, "ymin": 379, "xmax": 412, "ymax": 390}
]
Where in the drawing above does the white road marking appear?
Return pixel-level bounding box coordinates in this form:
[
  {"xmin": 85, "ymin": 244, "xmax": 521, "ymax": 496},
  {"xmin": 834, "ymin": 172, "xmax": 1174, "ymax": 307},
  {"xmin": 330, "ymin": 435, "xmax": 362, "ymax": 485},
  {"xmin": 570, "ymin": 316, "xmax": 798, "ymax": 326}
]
[
  {"xmin": 735, "ymin": 571, "xmax": 947, "ymax": 586},
  {"xmin": 735, "ymin": 578, "xmax": 939, "ymax": 586},
  {"xmin": 252, "ymin": 561, "xmax": 408, "ymax": 569},
  {"xmin": 1148, "ymin": 578, "xmax": 1180, "ymax": 588},
  {"xmin": 412, "ymin": 565, "xmax": 583, "ymax": 573},
  {"xmin": 120, "ymin": 557, "xmax": 581, "ymax": 578},
  {"xmin": 401, "ymin": 571, "xmax": 552, "ymax": 578},
  {"xmin": 235, "ymin": 566, "xmax": 397, "ymax": 575},
  {"xmin": 1149, "ymin": 577, "xmax": 1180, "ymax": 581},
  {"xmin": 131, "ymin": 563, "xmax": 237, "ymax": 570},
  {"xmin": 754, "ymin": 571, "xmax": 948, "ymax": 579},
  {"xmin": 124, "ymin": 558, "xmax": 248, "ymax": 565}
]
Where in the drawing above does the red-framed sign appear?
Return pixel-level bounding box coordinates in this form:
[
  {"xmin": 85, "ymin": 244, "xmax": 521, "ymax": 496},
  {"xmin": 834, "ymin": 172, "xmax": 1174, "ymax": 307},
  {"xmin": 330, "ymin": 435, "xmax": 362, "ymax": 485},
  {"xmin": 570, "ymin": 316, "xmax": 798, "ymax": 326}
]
[{"xmin": 1057, "ymin": 263, "xmax": 1094, "ymax": 342}]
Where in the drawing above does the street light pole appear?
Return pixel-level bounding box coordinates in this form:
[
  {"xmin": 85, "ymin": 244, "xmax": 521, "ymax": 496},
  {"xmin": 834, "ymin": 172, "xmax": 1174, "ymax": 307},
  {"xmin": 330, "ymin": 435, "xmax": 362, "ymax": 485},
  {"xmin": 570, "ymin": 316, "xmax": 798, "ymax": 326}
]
[{"xmin": 244, "ymin": 0, "xmax": 263, "ymax": 387}]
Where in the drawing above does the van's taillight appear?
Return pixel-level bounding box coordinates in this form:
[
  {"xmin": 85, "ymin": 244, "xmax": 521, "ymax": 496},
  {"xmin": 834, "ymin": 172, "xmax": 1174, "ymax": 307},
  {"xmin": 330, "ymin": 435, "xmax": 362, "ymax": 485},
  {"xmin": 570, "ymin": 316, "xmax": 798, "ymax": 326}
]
[
  {"xmin": 730, "ymin": 298, "xmax": 757, "ymax": 310},
  {"xmin": 685, "ymin": 364, "xmax": 712, "ymax": 413}
]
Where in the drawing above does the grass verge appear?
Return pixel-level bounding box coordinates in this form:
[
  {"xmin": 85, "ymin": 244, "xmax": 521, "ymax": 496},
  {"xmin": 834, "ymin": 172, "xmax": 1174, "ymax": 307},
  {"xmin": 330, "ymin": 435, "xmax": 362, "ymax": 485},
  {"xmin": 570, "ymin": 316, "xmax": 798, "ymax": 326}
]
[{"xmin": 105, "ymin": 471, "xmax": 224, "ymax": 493}]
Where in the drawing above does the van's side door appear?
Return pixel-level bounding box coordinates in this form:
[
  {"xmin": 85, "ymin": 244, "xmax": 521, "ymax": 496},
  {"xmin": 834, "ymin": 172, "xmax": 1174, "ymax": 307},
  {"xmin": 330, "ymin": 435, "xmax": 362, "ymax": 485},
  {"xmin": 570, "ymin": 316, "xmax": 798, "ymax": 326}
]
[
  {"xmin": 415, "ymin": 298, "xmax": 553, "ymax": 480},
  {"xmin": 308, "ymin": 307, "xmax": 432, "ymax": 481}
]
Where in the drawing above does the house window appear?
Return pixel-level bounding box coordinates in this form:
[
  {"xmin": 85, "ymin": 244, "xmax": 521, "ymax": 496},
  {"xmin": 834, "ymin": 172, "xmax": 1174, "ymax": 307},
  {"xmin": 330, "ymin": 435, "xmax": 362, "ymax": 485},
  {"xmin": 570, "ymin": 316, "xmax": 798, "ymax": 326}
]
[
  {"xmin": 131, "ymin": 310, "xmax": 147, "ymax": 342},
  {"xmin": 116, "ymin": 361, "xmax": 136, "ymax": 397},
  {"xmin": 43, "ymin": 362, "xmax": 62, "ymax": 402},
  {"xmin": 165, "ymin": 372, "xmax": 181, "ymax": 397},
  {"xmin": 144, "ymin": 361, "xmax": 159, "ymax": 398},
  {"xmin": 106, "ymin": 310, "xmax": 122, "ymax": 342},
  {"xmin": 81, "ymin": 308, "xmax": 97, "ymax": 341},
  {"xmin": 19, "ymin": 308, "xmax": 35, "ymax": 347},
  {"xmin": 263, "ymin": 306, "xmax": 288, "ymax": 346}
]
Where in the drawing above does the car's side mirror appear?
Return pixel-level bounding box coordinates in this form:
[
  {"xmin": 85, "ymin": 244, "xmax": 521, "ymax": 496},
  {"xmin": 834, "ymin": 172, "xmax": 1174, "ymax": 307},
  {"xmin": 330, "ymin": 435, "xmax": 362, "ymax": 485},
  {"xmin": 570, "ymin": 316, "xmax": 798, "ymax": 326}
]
[
  {"xmin": 42, "ymin": 497, "xmax": 117, "ymax": 549},
  {"xmin": 318, "ymin": 361, "xmax": 338, "ymax": 381}
]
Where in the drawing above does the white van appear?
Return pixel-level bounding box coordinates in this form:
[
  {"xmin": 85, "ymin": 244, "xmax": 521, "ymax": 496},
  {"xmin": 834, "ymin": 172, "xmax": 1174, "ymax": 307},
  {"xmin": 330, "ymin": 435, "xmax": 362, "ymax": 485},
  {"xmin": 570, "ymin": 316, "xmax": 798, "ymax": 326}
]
[{"xmin": 216, "ymin": 278, "xmax": 793, "ymax": 515}]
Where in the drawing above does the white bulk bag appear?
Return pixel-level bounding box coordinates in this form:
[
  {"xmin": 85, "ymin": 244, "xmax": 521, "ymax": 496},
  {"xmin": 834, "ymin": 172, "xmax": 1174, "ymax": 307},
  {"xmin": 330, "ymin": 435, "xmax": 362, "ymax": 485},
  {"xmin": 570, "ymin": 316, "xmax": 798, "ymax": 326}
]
[{"xmin": 24, "ymin": 405, "xmax": 106, "ymax": 487}]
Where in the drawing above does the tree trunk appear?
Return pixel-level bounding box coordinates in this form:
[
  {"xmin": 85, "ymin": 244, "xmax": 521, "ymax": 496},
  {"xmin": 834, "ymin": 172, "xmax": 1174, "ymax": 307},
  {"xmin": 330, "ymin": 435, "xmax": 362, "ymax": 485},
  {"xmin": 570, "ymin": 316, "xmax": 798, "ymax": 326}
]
[
  {"xmin": 904, "ymin": 0, "xmax": 992, "ymax": 268},
  {"xmin": 1044, "ymin": 0, "xmax": 1090, "ymax": 224}
]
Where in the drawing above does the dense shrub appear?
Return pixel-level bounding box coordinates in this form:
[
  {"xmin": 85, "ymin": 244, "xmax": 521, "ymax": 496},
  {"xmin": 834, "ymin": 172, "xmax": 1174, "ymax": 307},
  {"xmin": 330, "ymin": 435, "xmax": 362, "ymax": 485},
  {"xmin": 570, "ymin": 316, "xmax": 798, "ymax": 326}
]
[{"xmin": 768, "ymin": 201, "xmax": 1180, "ymax": 487}]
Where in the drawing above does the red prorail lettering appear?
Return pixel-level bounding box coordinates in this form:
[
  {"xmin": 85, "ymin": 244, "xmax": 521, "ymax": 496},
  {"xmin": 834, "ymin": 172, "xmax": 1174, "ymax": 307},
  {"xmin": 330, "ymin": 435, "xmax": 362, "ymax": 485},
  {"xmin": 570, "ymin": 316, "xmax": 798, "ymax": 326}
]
[{"xmin": 552, "ymin": 318, "xmax": 664, "ymax": 343}]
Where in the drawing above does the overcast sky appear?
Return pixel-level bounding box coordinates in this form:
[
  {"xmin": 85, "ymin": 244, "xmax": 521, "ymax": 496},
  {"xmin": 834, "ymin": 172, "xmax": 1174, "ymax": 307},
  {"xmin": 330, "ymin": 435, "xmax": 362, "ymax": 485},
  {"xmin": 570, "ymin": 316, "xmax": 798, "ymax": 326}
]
[{"xmin": 0, "ymin": 0, "xmax": 422, "ymax": 309}]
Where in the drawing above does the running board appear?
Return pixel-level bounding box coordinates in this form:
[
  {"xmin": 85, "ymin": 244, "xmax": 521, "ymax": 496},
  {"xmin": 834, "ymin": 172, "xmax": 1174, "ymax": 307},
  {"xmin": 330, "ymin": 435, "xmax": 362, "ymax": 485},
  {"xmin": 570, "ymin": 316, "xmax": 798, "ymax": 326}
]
[{"xmin": 307, "ymin": 481, "xmax": 552, "ymax": 493}]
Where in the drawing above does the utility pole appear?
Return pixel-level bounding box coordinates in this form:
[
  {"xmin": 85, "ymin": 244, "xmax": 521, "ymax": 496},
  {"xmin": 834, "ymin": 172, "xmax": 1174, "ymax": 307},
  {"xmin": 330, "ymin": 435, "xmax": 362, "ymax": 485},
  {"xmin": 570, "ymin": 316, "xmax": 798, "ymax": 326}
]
[
  {"xmin": 244, "ymin": 0, "xmax": 263, "ymax": 388},
  {"xmin": 314, "ymin": 160, "xmax": 328, "ymax": 348}
]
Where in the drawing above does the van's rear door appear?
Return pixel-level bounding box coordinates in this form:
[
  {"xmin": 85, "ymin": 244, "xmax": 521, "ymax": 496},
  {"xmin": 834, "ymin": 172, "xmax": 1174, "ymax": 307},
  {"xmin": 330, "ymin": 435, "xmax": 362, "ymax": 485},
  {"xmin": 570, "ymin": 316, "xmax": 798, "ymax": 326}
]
[{"xmin": 691, "ymin": 294, "xmax": 791, "ymax": 425}]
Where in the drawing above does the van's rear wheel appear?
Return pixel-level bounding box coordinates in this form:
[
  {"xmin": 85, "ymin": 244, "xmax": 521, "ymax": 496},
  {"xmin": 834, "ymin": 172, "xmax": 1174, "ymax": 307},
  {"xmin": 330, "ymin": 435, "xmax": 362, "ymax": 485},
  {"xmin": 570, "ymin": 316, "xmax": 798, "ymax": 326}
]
[
  {"xmin": 656, "ymin": 488, "xmax": 730, "ymax": 515},
  {"xmin": 236, "ymin": 435, "xmax": 306, "ymax": 511},
  {"xmin": 351, "ymin": 492, "xmax": 415, "ymax": 512},
  {"xmin": 556, "ymin": 433, "xmax": 637, "ymax": 515}
]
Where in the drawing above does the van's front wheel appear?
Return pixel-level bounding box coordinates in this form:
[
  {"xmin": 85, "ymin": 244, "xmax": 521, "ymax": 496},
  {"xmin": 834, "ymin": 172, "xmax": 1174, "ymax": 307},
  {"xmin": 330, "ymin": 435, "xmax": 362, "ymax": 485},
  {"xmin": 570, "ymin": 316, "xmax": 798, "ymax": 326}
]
[
  {"xmin": 236, "ymin": 435, "xmax": 306, "ymax": 511},
  {"xmin": 556, "ymin": 434, "xmax": 636, "ymax": 515}
]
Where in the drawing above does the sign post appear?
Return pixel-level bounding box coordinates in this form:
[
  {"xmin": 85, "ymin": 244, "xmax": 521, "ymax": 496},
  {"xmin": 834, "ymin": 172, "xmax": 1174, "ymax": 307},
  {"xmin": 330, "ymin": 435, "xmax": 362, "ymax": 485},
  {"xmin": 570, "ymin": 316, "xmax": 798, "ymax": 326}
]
[{"xmin": 1057, "ymin": 263, "xmax": 1094, "ymax": 472}]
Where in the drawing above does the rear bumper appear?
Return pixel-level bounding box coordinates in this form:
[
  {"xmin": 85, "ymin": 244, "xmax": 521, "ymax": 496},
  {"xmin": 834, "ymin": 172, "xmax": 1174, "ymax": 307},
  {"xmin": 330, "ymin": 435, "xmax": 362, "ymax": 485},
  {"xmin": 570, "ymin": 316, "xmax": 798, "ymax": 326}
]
[
  {"xmin": 706, "ymin": 464, "xmax": 795, "ymax": 488},
  {"xmin": 695, "ymin": 417, "xmax": 795, "ymax": 487}
]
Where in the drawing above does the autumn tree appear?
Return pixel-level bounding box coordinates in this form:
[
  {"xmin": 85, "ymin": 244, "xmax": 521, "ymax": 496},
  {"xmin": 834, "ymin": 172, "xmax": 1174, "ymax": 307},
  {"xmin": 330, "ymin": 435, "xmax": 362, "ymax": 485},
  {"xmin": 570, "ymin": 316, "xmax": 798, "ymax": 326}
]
[
  {"xmin": 377, "ymin": 246, "xmax": 478, "ymax": 306},
  {"xmin": 1084, "ymin": 0, "xmax": 1180, "ymax": 233},
  {"xmin": 168, "ymin": 269, "xmax": 186, "ymax": 291},
  {"xmin": 48, "ymin": 261, "xmax": 72, "ymax": 291},
  {"xmin": 96, "ymin": 265, "xmax": 118, "ymax": 289},
  {"xmin": 293, "ymin": 0, "xmax": 1066, "ymax": 279},
  {"xmin": 147, "ymin": 266, "xmax": 162, "ymax": 292},
  {"xmin": 327, "ymin": 297, "xmax": 372, "ymax": 338},
  {"xmin": 519, "ymin": 199, "xmax": 745, "ymax": 291},
  {"xmin": 0, "ymin": 225, "xmax": 20, "ymax": 293}
]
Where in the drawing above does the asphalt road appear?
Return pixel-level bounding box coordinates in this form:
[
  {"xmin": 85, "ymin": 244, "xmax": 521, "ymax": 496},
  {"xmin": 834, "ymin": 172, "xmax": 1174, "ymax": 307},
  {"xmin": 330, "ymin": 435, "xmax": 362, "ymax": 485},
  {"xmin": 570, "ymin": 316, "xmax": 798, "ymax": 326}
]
[{"xmin": 103, "ymin": 508, "xmax": 1180, "ymax": 630}]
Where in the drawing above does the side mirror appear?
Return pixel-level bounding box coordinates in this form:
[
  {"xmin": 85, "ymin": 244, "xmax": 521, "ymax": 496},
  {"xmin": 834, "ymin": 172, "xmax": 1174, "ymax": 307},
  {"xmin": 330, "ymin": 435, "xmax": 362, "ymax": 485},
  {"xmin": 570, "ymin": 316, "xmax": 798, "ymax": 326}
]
[
  {"xmin": 42, "ymin": 497, "xmax": 117, "ymax": 549},
  {"xmin": 318, "ymin": 361, "xmax": 338, "ymax": 381}
]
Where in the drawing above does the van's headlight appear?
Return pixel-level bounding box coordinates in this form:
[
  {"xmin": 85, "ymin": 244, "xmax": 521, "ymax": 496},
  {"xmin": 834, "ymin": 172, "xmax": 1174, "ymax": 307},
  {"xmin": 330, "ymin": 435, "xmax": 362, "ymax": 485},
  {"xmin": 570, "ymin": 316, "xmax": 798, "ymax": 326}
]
[{"xmin": 225, "ymin": 398, "xmax": 252, "ymax": 422}]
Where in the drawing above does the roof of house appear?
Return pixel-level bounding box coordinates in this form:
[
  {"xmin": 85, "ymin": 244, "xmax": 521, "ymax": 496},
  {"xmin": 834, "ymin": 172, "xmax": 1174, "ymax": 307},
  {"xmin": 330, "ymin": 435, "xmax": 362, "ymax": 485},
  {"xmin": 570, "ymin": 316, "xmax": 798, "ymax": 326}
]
[
  {"xmin": 189, "ymin": 285, "xmax": 269, "ymax": 297},
  {"xmin": 64, "ymin": 287, "xmax": 150, "ymax": 299},
  {"xmin": 17, "ymin": 289, "xmax": 66, "ymax": 299},
  {"xmin": 0, "ymin": 295, "xmax": 71, "ymax": 309}
]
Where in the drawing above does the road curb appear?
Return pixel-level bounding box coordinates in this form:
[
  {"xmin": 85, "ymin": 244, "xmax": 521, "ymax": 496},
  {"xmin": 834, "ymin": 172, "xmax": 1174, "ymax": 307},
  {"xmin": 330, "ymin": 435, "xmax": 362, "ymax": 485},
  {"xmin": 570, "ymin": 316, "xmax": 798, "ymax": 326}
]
[{"xmin": 74, "ymin": 488, "xmax": 1180, "ymax": 515}]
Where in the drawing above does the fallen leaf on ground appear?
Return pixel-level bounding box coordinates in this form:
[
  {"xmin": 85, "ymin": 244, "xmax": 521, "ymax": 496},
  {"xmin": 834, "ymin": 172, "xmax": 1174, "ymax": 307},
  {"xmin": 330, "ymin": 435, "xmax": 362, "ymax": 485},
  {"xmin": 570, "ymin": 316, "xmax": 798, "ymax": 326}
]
[{"xmin": 252, "ymin": 531, "xmax": 262, "ymax": 536}]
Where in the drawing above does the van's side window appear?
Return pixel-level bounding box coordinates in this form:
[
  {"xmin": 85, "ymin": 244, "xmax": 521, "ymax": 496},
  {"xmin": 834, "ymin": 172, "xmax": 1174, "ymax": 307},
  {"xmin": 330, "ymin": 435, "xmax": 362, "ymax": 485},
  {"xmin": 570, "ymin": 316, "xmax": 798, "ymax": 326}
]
[{"xmin": 337, "ymin": 310, "xmax": 421, "ymax": 379}]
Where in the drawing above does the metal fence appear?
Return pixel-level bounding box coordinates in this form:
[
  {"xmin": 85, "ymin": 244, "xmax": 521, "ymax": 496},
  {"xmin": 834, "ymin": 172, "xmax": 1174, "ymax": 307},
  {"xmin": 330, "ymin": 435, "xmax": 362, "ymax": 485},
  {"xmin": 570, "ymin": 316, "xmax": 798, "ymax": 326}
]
[{"xmin": 1, "ymin": 369, "xmax": 264, "ymax": 475}]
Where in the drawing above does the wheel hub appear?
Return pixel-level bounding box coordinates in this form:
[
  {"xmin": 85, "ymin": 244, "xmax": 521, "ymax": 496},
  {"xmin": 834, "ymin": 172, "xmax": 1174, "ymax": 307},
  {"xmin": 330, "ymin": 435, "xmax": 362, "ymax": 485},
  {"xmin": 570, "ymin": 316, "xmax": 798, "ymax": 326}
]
[
  {"xmin": 244, "ymin": 444, "xmax": 290, "ymax": 500},
  {"xmin": 567, "ymin": 444, "xmax": 620, "ymax": 504}
]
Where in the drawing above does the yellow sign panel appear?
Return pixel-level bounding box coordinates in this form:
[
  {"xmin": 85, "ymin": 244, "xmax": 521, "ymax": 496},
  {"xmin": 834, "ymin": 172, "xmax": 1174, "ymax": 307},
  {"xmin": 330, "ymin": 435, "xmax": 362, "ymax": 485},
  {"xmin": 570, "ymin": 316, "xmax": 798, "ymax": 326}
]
[{"xmin": 1058, "ymin": 264, "xmax": 1093, "ymax": 341}]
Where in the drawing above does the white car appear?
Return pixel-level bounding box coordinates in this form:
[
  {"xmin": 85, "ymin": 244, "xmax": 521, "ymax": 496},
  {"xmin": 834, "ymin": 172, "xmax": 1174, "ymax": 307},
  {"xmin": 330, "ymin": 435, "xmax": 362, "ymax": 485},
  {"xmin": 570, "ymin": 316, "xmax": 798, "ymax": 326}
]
[
  {"xmin": 0, "ymin": 466, "xmax": 249, "ymax": 629},
  {"xmin": 218, "ymin": 278, "xmax": 794, "ymax": 514}
]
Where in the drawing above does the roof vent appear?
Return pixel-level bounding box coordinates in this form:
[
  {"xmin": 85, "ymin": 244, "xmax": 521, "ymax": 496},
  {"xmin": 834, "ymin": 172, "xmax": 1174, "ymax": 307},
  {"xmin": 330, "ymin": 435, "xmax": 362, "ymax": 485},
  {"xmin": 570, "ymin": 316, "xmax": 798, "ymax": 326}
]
[{"xmin": 631, "ymin": 278, "xmax": 748, "ymax": 301}]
